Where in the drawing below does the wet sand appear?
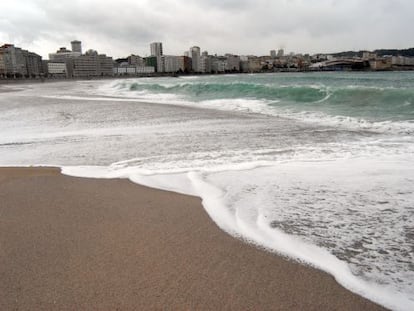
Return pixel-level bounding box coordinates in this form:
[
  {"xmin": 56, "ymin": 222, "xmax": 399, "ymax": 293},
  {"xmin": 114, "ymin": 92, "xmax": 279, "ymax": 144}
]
[{"xmin": 0, "ymin": 167, "xmax": 387, "ymax": 310}]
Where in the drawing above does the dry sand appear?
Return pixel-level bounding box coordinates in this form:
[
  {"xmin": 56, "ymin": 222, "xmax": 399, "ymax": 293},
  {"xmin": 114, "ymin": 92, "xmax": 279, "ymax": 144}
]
[{"xmin": 0, "ymin": 167, "xmax": 387, "ymax": 310}]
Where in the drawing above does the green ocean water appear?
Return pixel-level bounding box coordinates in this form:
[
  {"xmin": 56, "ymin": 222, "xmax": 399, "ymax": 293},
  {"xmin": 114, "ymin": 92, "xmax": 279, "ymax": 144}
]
[{"xmin": 122, "ymin": 71, "xmax": 414, "ymax": 123}]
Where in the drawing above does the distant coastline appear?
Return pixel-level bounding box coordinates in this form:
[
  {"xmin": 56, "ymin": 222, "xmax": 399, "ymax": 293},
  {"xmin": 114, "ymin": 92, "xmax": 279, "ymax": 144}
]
[
  {"xmin": 1, "ymin": 68, "xmax": 414, "ymax": 86},
  {"xmin": 2, "ymin": 41, "xmax": 414, "ymax": 82}
]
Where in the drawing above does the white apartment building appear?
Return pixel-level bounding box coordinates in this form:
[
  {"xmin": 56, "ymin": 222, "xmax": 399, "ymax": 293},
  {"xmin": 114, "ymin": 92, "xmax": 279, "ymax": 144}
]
[
  {"xmin": 225, "ymin": 54, "xmax": 241, "ymax": 71},
  {"xmin": 136, "ymin": 66, "xmax": 155, "ymax": 74},
  {"xmin": 200, "ymin": 55, "xmax": 211, "ymax": 73},
  {"xmin": 164, "ymin": 56, "xmax": 181, "ymax": 73},
  {"xmin": 113, "ymin": 66, "xmax": 155, "ymax": 75},
  {"xmin": 47, "ymin": 62, "xmax": 67, "ymax": 77},
  {"xmin": 190, "ymin": 46, "xmax": 201, "ymax": 72},
  {"xmin": 150, "ymin": 42, "xmax": 163, "ymax": 57},
  {"xmin": 211, "ymin": 57, "xmax": 227, "ymax": 73},
  {"xmin": 392, "ymin": 56, "xmax": 414, "ymax": 66}
]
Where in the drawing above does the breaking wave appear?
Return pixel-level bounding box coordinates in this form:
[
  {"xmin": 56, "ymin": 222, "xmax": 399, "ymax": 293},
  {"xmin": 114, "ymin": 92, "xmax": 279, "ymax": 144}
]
[{"xmin": 100, "ymin": 78, "xmax": 414, "ymax": 135}]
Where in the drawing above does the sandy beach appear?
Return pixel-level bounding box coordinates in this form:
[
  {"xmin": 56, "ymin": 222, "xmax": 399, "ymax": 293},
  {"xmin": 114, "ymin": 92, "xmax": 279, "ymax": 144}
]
[{"xmin": 0, "ymin": 167, "xmax": 387, "ymax": 310}]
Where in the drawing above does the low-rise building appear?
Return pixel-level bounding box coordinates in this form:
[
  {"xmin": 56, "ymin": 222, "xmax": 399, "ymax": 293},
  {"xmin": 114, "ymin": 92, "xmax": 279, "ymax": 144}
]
[
  {"xmin": 98, "ymin": 54, "xmax": 114, "ymax": 76},
  {"xmin": 136, "ymin": 66, "xmax": 155, "ymax": 74},
  {"xmin": 144, "ymin": 56, "xmax": 157, "ymax": 72},
  {"xmin": 200, "ymin": 55, "xmax": 212, "ymax": 73},
  {"xmin": 66, "ymin": 50, "xmax": 113, "ymax": 78},
  {"xmin": 25, "ymin": 51, "xmax": 42, "ymax": 77},
  {"xmin": 362, "ymin": 52, "xmax": 377, "ymax": 60},
  {"xmin": 369, "ymin": 58, "xmax": 392, "ymax": 71},
  {"xmin": 0, "ymin": 44, "xmax": 42, "ymax": 78},
  {"xmin": 46, "ymin": 62, "xmax": 68, "ymax": 77},
  {"xmin": 225, "ymin": 54, "xmax": 241, "ymax": 71},
  {"xmin": 392, "ymin": 56, "xmax": 414, "ymax": 66},
  {"xmin": 211, "ymin": 56, "xmax": 227, "ymax": 73},
  {"xmin": 127, "ymin": 54, "xmax": 145, "ymax": 67},
  {"xmin": 163, "ymin": 55, "xmax": 181, "ymax": 73},
  {"xmin": 246, "ymin": 57, "xmax": 262, "ymax": 72},
  {"xmin": 113, "ymin": 66, "xmax": 138, "ymax": 75},
  {"xmin": 0, "ymin": 52, "xmax": 5, "ymax": 77},
  {"xmin": 67, "ymin": 53, "xmax": 97, "ymax": 77},
  {"xmin": 113, "ymin": 66, "xmax": 155, "ymax": 75},
  {"xmin": 157, "ymin": 55, "xmax": 165, "ymax": 73},
  {"xmin": 0, "ymin": 44, "xmax": 25, "ymax": 76},
  {"xmin": 49, "ymin": 47, "xmax": 81, "ymax": 62},
  {"xmin": 178, "ymin": 56, "xmax": 192, "ymax": 73}
]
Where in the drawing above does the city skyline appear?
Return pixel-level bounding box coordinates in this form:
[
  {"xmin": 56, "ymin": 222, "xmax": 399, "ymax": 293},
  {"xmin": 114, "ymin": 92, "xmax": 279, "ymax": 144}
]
[{"xmin": 1, "ymin": 0, "xmax": 413, "ymax": 59}]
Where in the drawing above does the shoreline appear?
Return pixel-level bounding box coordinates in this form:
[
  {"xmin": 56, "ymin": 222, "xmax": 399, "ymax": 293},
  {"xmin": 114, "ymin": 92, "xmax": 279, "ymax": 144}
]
[{"xmin": 0, "ymin": 166, "xmax": 387, "ymax": 310}]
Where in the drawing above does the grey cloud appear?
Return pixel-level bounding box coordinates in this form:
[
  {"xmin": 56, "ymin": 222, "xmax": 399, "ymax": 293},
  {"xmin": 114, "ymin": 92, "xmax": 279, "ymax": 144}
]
[
  {"xmin": 1, "ymin": 0, "xmax": 413, "ymax": 58},
  {"xmin": 192, "ymin": 0, "xmax": 254, "ymax": 10}
]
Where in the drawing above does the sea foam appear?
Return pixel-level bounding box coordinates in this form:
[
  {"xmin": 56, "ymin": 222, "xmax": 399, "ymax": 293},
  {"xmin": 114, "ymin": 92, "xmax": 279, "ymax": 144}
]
[{"xmin": 61, "ymin": 158, "xmax": 414, "ymax": 311}]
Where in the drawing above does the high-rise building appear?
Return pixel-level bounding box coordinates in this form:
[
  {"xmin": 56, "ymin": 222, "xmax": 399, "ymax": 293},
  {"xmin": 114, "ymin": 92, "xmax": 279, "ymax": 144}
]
[
  {"xmin": 270, "ymin": 50, "xmax": 276, "ymax": 58},
  {"xmin": 277, "ymin": 49, "xmax": 284, "ymax": 57},
  {"xmin": 150, "ymin": 42, "xmax": 163, "ymax": 57},
  {"xmin": 71, "ymin": 40, "xmax": 82, "ymax": 54},
  {"xmin": 190, "ymin": 46, "xmax": 201, "ymax": 72}
]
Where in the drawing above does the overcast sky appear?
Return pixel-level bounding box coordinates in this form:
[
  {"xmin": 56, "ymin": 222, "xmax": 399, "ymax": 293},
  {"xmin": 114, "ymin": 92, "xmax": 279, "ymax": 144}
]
[{"xmin": 1, "ymin": 0, "xmax": 413, "ymax": 59}]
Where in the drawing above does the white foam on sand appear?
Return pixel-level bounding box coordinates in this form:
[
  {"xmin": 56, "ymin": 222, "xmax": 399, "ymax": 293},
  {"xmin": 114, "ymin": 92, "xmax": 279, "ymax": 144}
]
[{"xmin": 62, "ymin": 158, "xmax": 414, "ymax": 311}]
